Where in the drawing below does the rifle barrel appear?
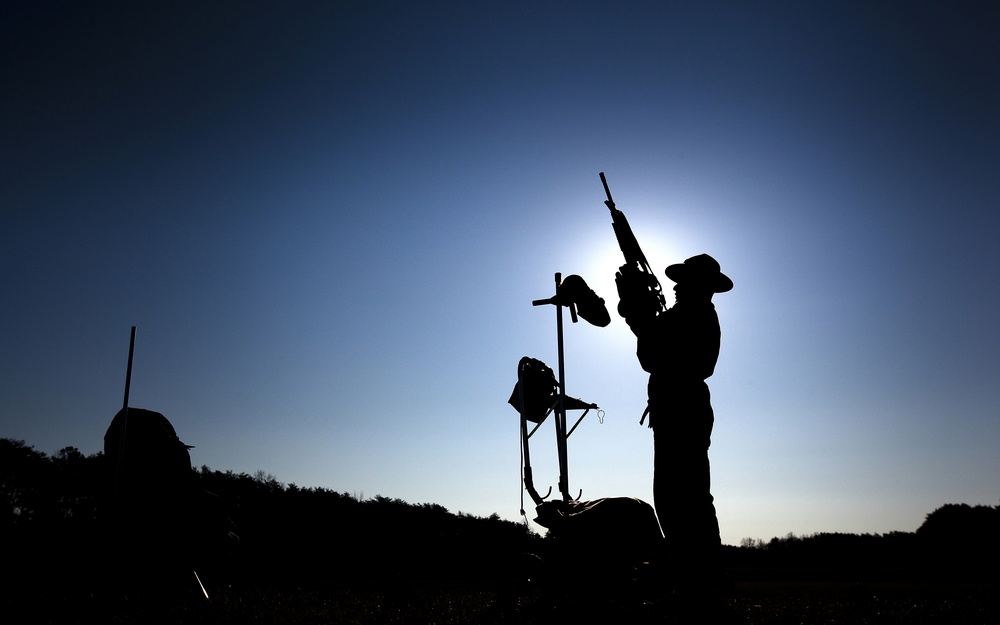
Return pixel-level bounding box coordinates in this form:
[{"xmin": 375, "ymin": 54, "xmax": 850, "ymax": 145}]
[{"xmin": 599, "ymin": 172, "xmax": 615, "ymax": 207}]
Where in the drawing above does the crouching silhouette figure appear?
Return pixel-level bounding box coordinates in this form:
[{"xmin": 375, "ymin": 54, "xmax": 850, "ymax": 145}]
[{"xmin": 103, "ymin": 408, "xmax": 232, "ymax": 601}]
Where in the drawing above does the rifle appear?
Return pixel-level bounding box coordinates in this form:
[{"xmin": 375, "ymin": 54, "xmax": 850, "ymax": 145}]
[{"xmin": 600, "ymin": 172, "xmax": 666, "ymax": 312}]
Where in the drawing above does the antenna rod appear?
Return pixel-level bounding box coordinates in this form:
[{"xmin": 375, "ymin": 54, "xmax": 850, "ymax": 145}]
[
  {"xmin": 114, "ymin": 326, "xmax": 136, "ymax": 497},
  {"xmin": 122, "ymin": 326, "xmax": 136, "ymax": 411}
]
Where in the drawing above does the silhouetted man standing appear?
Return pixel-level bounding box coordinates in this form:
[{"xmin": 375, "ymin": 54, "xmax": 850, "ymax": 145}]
[{"xmin": 616, "ymin": 253, "xmax": 732, "ymax": 586}]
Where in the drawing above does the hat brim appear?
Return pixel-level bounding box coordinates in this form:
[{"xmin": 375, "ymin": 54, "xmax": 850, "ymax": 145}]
[{"xmin": 665, "ymin": 264, "xmax": 733, "ymax": 293}]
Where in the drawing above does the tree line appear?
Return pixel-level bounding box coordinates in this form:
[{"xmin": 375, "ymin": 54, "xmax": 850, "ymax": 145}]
[
  {"xmin": 725, "ymin": 502, "xmax": 1000, "ymax": 582},
  {"xmin": 2, "ymin": 437, "xmax": 998, "ymax": 595},
  {"xmin": 1, "ymin": 438, "xmax": 540, "ymax": 596}
]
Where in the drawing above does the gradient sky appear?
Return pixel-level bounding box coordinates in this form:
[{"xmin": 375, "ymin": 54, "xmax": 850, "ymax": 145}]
[{"xmin": 3, "ymin": 2, "xmax": 998, "ymax": 545}]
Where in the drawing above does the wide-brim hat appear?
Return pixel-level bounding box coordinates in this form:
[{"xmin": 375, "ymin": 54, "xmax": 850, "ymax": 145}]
[{"xmin": 665, "ymin": 254, "xmax": 733, "ymax": 293}]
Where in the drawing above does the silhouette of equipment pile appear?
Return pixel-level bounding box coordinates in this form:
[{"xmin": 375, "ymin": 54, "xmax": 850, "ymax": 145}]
[
  {"xmin": 509, "ymin": 270, "xmax": 662, "ymax": 584},
  {"xmin": 104, "ymin": 407, "xmax": 235, "ymax": 598},
  {"xmin": 106, "ymin": 408, "xmax": 194, "ymax": 497},
  {"xmin": 509, "ymin": 357, "xmax": 662, "ymax": 582}
]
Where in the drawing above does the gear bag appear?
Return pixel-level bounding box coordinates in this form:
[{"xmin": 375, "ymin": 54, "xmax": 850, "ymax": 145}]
[{"xmin": 507, "ymin": 357, "xmax": 559, "ymax": 423}]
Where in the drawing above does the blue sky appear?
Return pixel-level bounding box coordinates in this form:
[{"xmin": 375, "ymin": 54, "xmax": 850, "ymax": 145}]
[{"xmin": 3, "ymin": 1, "xmax": 998, "ymax": 545}]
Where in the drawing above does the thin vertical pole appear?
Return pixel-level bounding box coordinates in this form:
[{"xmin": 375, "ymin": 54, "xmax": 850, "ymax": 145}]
[
  {"xmin": 122, "ymin": 326, "xmax": 136, "ymax": 411},
  {"xmin": 114, "ymin": 326, "xmax": 136, "ymax": 496},
  {"xmin": 554, "ymin": 274, "xmax": 570, "ymax": 501}
]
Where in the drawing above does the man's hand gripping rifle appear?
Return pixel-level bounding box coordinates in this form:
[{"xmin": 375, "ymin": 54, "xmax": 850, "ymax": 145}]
[{"xmin": 600, "ymin": 172, "xmax": 666, "ymax": 316}]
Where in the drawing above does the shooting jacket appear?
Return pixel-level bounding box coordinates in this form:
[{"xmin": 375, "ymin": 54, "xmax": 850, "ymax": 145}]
[{"xmin": 621, "ymin": 298, "xmax": 720, "ymax": 440}]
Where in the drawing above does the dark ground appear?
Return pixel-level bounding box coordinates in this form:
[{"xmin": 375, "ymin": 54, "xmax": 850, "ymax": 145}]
[{"xmin": 6, "ymin": 574, "xmax": 997, "ymax": 625}]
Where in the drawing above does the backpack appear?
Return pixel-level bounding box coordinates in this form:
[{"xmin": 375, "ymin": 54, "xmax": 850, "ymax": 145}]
[
  {"xmin": 105, "ymin": 407, "xmax": 194, "ymax": 498},
  {"xmin": 508, "ymin": 357, "xmax": 559, "ymax": 423}
]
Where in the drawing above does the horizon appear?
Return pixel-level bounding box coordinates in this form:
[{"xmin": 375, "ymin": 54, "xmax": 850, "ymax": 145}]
[
  {"xmin": 6, "ymin": 433, "xmax": 991, "ymax": 545},
  {"xmin": 3, "ymin": 2, "xmax": 999, "ymax": 546}
]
